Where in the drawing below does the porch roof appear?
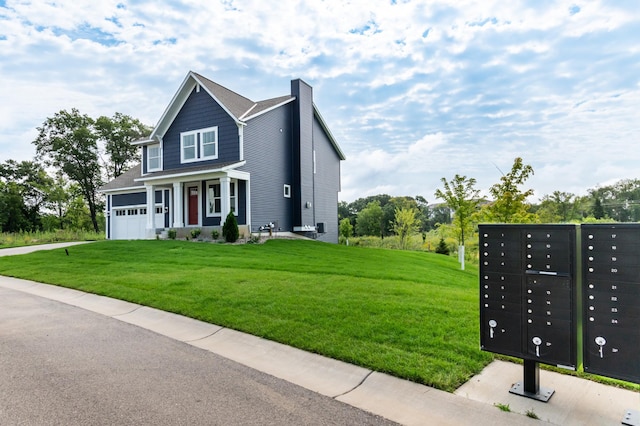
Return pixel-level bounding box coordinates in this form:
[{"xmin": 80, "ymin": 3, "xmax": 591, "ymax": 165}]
[
  {"xmin": 135, "ymin": 161, "xmax": 246, "ymax": 184},
  {"xmin": 98, "ymin": 164, "xmax": 143, "ymax": 192}
]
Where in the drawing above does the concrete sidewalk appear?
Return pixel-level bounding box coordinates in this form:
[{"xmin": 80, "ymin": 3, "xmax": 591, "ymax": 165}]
[
  {"xmin": 0, "ymin": 241, "xmax": 93, "ymax": 257},
  {"xmin": 1, "ymin": 275, "xmax": 637, "ymax": 425}
]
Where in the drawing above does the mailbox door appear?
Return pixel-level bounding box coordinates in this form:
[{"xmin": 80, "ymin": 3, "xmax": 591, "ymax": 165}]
[{"xmin": 582, "ymin": 224, "xmax": 640, "ymax": 384}]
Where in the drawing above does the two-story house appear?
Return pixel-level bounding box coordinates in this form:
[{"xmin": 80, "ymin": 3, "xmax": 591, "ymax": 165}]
[{"xmin": 99, "ymin": 71, "xmax": 345, "ymax": 242}]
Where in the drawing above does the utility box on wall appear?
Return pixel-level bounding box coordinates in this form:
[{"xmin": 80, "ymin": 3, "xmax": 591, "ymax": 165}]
[
  {"xmin": 479, "ymin": 224, "xmax": 578, "ymax": 369},
  {"xmin": 582, "ymin": 224, "xmax": 640, "ymax": 384}
]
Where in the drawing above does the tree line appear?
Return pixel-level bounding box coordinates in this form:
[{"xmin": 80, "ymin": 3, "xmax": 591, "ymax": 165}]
[
  {"xmin": 339, "ymin": 157, "xmax": 640, "ymax": 249},
  {"xmin": 0, "ymin": 110, "xmax": 149, "ymax": 233}
]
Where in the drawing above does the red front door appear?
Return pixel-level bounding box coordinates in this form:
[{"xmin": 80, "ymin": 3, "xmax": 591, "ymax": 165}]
[{"xmin": 188, "ymin": 186, "xmax": 198, "ymax": 225}]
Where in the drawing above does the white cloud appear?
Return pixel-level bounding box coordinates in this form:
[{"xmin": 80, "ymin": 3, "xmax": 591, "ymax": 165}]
[{"xmin": 0, "ymin": 0, "xmax": 639, "ymax": 206}]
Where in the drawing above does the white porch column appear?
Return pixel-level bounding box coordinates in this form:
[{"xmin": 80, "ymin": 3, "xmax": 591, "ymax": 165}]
[
  {"xmin": 220, "ymin": 176, "xmax": 231, "ymax": 221},
  {"xmin": 145, "ymin": 185, "xmax": 155, "ymax": 238},
  {"xmin": 245, "ymin": 179, "xmax": 251, "ymax": 230},
  {"xmin": 173, "ymin": 182, "xmax": 183, "ymax": 228}
]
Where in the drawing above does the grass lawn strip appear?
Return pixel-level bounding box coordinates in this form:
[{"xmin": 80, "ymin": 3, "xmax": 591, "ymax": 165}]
[{"xmin": 0, "ymin": 239, "xmax": 491, "ymax": 392}]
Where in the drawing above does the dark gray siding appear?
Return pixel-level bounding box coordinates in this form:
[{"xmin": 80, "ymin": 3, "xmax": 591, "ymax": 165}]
[
  {"xmin": 163, "ymin": 87, "xmax": 240, "ymax": 170},
  {"xmin": 111, "ymin": 191, "xmax": 163, "ymax": 207},
  {"xmin": 313, "ymin": 117, "xmax": 341, "ymax": 243},
  {"xmin": 291, "ymin": 80, "xmax": 315, "ymax": 227},
  {"xmin": 240, "ymin": 104, "xmax": 293, "ymax": 232},
  {"xmin": 112, "ymin": 192, "xmax": 145, "ymax": 207}
]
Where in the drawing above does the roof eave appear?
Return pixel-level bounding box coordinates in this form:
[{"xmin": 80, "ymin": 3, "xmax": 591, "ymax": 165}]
[
  {"xmin": 313, "ymin": 105, "xmax": 346, "ymax": 160},
  {"xmin": 134, "ymin": 161, "xmax": 247, "ymax": 183}
]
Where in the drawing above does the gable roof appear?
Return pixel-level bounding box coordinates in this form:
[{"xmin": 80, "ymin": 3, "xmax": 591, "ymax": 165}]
[{"xmin": 147, "ymin": 71, "xmax": 344, "ymax": 160}]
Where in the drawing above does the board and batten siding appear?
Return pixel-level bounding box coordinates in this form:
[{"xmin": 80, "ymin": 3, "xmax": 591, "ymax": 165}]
[
  {"xmin": 312, "ymin": 116, "xmax": 341, "ymax": 243},
  {"xmin": 240, "ymin": 103, "xmax": 293, "ymax": 233},
  {"xmin": 162, "ymin": 87, "xmax": 240, "ymax": 171}
]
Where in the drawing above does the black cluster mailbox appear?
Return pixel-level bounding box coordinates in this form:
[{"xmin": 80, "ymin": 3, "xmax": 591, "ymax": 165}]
[
  {"xmin": 479, "ymin": 224, "xmax": 577, "ymax": 401},
  {"xmin": 582, "ymin": 224, "xmax": 640, "ymax": 384},
  {"xmin": 480, "ymin": 225, "xmax": 577, "ymax": 366},
  {"xmin": 480, "ymin": 223, "xmax": 640, "ymax": 412}
]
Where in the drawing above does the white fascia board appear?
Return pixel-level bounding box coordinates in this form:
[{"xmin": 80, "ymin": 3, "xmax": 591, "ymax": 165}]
[
  {"xmin": 150, "ymin": 72, "xmax": 198, "ymax": 139},
  {"xmin": 131, "ymin": 138, "xmax": 155, "ymax": 146},
  {"xmin": 99, "ymin": 186, "xmax": 145, "ymax": 195},
  {"xmin": 238, "ymin": 103, "xmax": 257, "ymax": 120},
  {"xmin": 243, "ymin": 97, "xmax": 296, "ymax": 121},
  {"xmin": 135, "ymin": 161, "xmax": 247, "ymax": 185},
  {"xmin": 226, "ymin": 169, "xmax": 250, "ymax": 181},
  {"xmin": 313, "ymin": 105, "xmax": 346, "ymax": 160}
]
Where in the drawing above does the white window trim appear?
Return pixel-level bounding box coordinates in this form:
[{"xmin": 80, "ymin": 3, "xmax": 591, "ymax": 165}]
[
  {"xmin": 283, "ymin": 184, "xmax": 291, "ymax": 198},
  {"xmin": 206, "ymin": 178, "xmax": 238, "ymax": 217},
  {"xmin": 200, "ymin": 126, "xmax": 219, "ymax": 160},
  {"xmin": 147, "ymin": 144, "xmax": 161, "ymax": 172},
  {"xmin": 180, "ymin": 131, "xmax": 198, "ymax": 164},
  {"xmin": 180, "ymin": 126, "xmax": 219, "ymax": 164}
]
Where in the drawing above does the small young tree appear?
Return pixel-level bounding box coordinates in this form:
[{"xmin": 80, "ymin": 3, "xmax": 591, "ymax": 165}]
[
  {"xmin": 392, "ymin": 207, "xmax": 420, "ymax": 250},
  {"xmin": 339, "ymin": 217, "xmax": 353, "ymax": 245},
  {"xmin": 481, "ymin": 157, "xmax": 537, "ymax": 223},
  {"xmin": 222, "ymin": 211, "xmax": 239, "ymax": 242},
  {"xmin": 435, "ymin": 174, "xmax": 481, "ymax": 269}
]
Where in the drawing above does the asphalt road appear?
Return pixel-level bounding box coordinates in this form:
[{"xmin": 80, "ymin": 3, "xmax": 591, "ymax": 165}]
[{"xmin": 0, "ymin": 286, "xmax": 396, "ymax": 426}]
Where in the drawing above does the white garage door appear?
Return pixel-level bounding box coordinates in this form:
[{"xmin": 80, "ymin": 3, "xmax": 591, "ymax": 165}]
[{"xmin": 112, "ymin": 208, "xmax": 164, "ymax": 240}]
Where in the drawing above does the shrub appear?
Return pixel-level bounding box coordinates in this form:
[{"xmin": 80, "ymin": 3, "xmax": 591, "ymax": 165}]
[
  {"xmin": 190, "ymin": 228, "xmax": 201, "ymax": 239},
  {"xmin": 435, "ymin": 237, "xmax": 450, "ymax": 255},
  {"xmin": 168, "ymin": 229, "xmax": 177, "ymax": 240},
  {"xmin": 211, "ymin": 229, "xmax": 220, "ymax": 240},
  {"xmin": 222, "ymin": 212, "xmax": 239, "ymax": 243}
]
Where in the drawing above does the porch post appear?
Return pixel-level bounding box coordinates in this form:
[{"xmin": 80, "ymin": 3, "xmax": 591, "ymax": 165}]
[
  {"xmin": 173, "ymin": 182, "xmax": 183, "ymax": 228},
  {"xmin": 245, "ymin": 178, "xmax": 251, "ymax": 230},
  {"xmin": 145, "ymin": 185, "xmax": 155, "ymax": 238},
  {"xmin": 220, "ymin": 176, "xmax": 230, "ymax": 221}
]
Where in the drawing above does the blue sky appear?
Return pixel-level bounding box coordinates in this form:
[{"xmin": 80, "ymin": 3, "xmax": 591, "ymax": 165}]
[{"xmin": 1, "ymin": 0, "xmax": 638, "ymax": 202}]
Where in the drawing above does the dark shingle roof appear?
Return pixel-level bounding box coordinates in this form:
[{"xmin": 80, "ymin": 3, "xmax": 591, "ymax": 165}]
[
  {"xmin": 99, "ymin": 164, "xmax": 143, "ymax": 192},
  {"xmin": 193, "ymin": 72, "xmax": 255, "ymax": 120},
  {"xmin": 193, "ymin": 72, "xmax": 293, "ymax": 122}
]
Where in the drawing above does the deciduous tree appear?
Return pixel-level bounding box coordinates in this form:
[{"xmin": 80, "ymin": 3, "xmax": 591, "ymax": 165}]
[
  {"xmin": 392, "ymin": 207, "xmax": 420, "ymax": 250},
  {"xmin": 95, "ymin": 112, "xmax": 150, "ymax": 180},
  {"xmin": 481, "ymin": 157, "xmax": 538, "ymax": 223},
  {"xmin": 356, "ymin": 201, "xmax": 384, "ymax": 237},
  {"xmin": 434, "ymin": 174, "xmax": 481, "ymax": 245},
  {"xmin": 33, "ymin": 109, "xmax": 103, "ymax": 232}
]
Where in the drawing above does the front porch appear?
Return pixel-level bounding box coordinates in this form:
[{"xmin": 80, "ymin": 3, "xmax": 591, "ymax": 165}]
[{"xmin": 138, "ymin": 167, "xmax": 251, "ymax": 240}]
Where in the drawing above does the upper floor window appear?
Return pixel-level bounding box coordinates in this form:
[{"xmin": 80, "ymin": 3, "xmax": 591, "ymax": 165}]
[
  {"xmin": 147, "ymin": 144, "xmax": 161, "ymax": 172},
  {"xmin": 180, "ymin": 126, "xmax": 218, "ymax": 163}
]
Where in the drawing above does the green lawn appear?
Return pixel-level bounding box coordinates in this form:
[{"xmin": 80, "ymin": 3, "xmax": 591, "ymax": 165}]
[{"xmin": 0, "ymin": 239, "xmax": 492, "ymax": 392}]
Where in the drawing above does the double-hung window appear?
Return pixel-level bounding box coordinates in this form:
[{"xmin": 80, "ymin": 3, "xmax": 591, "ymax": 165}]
[
  {"xmin": 202, "ymin": 129, "xmax": 217, "ymax": 159},
  {"xmin": 180, "ymin": 126, "xmax": 218, "ymax": 163},
  {"xmin": 181, "ymin": 132, "xmax": 197, "ymax": 162},
  {"xmin": 147, "ymin": 144, "xmax": 161, "ymax": 171}
]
